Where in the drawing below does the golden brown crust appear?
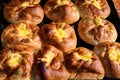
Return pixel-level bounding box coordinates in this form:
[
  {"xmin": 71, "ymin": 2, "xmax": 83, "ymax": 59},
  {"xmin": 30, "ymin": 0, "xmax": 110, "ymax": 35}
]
[
  {"xmin": 10, "ymin": 0, "xmax": 41, "ymax": 4},
  {"xmin": 44, "ymin": 0, "xmax": 80, "ymax": 24},
  {"xmin": 1, "ymin": 22, "xmax": 41, "ymax": 50},
  {"xmin": 35, "ymin": 45, "xmax": 69, "ymax": 80},
  {"xmin": 3, "ymin": 0, "xmax": 44, "ymax": 25},
  {"xmin": 65, "ymin": 47, "xmax": 105, "ymax": 79},
  {"xmin": 78, "ymin": 17, "xmax": 118, "ymax": 45},
  {"xmin": 0, "ymin": 71, "xmax": 7, "ymax": 80},
  {"xmin": 75, "ymin": 0, "xmax": 110, "ymax": 18},
  {"xmin": 112, "ymin": 0, "xmax": 120, "ymax": 18},
  {"xmin": 40, "ymin": 22, "xmax": 77, "ymax": 52},
  {"xmin": 94, "ymin": 41, "xmax": 120, "ymax": 78},
  {"xmin": 0, "ymin": 44, "xmax": 34, "ymax": 80}
]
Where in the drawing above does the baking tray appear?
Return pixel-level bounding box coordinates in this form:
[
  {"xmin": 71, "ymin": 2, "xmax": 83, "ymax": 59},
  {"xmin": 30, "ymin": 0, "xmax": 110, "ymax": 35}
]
[{"xmin": 0, "ymin": 0, "xmax": 120, "ymax": 80}]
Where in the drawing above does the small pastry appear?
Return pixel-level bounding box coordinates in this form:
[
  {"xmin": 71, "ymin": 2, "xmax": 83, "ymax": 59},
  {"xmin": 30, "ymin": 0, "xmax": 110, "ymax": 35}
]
[
  {"xmin": 3, "ymin": 0, "xmax": 44, "ymax": 25},
  {"xmin": 40, "ymin": 22, "xmax": 77, "ymax": 52},
  {"xmin": 44, "ymin": 0, "xmax": 80, "ymax": 24},
  {"xmin": 75, "ymin": 0, "xmax": 110, "ymax": 18},
  {"xmin": 0, "ymin": 44, "xmax": 34, "ymax": 80},
  {"xmin": 65, "ymin": 47, "xmax": 105, "ymax": 79},
  {"xmin": 78, "ymin": 17, "xmax": 118, "ymax": 45},
  {"xmin": 1, "ymin": 22, "xmax": 41, "ymax": 51},
  {"xmin": 35, "ymin": 45, "xmax": 69, "ymax": 80},
  {"xmin": 94, "ymin": 41, "xmax": 120, "ymax": 79}
]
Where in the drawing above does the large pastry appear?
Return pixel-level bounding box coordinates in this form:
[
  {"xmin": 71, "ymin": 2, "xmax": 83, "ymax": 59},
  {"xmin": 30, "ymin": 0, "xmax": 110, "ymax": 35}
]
[
  {"xmin": 75, "ymin": 0, "xmax": 110, "ymax": 18},
  {"xmin": 0, "ymin": 44, "xmax": 34, "ymax": 80},
  {"xmin": 35, "ymin": 45, "xmax": 69, "ymax": 80},
  {"xmin": 64, "ymin": 47, "xmax": 105, "ymax": 79},
  {"xmin": 3, "ymin": 0, "xmax": 44, "ymax": 25},
  {"xmin": 78, "ymin": 17, "xmax": 118, "ymax": 45},
  {"xmin": 1, "ymin": 22, "xmax": 41, "ymax": 51},
  {"xmin": 44, "ymin": 0, "xmax": 80, "ymax": 24},
  {"xmin": 40, "ymin": 22, "xmax": 77, "ymax": 52},
  {"xmin": 112, "ymin": 0, "xmax": 120, "ymax": 18},
  {"xmin": 94, "ymin": 41, "xmax": 120, "ymax": 79}
]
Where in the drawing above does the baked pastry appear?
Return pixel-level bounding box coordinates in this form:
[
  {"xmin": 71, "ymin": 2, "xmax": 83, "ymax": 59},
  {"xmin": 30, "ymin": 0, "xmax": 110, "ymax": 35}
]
[
  {"xmin": 3, "ymin": 0, "xmax": 44, "ymax": 25},
  {"xmin": 1, "ymin": 22, "xmax": 41, "ymax": 51},
  {"xmin": 94, "ymin": 41, "xmax": 120, "ymax": 79},
  {"xmin": 0, "ymin": 44, "xmax": 34, "ymax": 80},
  {"xmin": 40, "ymin": 22, "xmax": 77, "ymax": 52},
  {"xmin": 75, "ymin": 0, "xmax": 110, "ymax": 18},
  {"xmin": 112, "ymin": 0, "xmax": 120, "ymax": 18},
  {"xmin": 10, "ymin": 0, "xmax": 41, "ymax": 4},
  {"xmin": 35, "ymin": 45, "xmax": 69, "ymax": 80},
  {"xmin": 78, "ymin": 17, "xmax": 118, "ymax": 45},
  {"xmin": 64, "ymin": 47, "xmax": 105, "ymax": 79},
  {"xmin": 44, "ymin": 0, "xmax": 80, "ymax": 24}
]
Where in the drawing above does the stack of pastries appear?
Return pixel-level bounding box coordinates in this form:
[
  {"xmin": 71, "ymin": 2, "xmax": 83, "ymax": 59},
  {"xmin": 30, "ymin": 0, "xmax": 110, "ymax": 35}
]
[
  {"xmin": 34, "ymin": 45, "xmax": 105, "ymax": 80},
  {"xmin": 76, "ymin": 0, "xmax": 118, "ymax": 46},
  {"xmin": 0, "ymin": 0, "xmax": 44, "ymax": 80},
  {"xmin": 0, "ymin": 0, "xmax": 120, "ymax": 80},
  {"xmin": 78, "ymin": 17, "xmax": 118, "ymax": 45},
  {"xmin": 0, "ymin": 22, "xmax": 42, "ymax": 80}
]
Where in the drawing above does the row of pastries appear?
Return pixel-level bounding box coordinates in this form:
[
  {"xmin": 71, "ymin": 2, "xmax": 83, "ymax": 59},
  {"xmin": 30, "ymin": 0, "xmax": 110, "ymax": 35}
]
[
  {"xmin": 1, "ymin": 0, "xmax": 43, "ymax": 80},
  {"xmin": 0, "ymin": 0, "xmax": 120, "ymax": 80}
]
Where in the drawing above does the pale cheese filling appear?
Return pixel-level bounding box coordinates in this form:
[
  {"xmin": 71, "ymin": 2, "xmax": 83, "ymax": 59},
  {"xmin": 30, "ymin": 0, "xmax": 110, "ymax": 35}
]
[
  {"xmin": 74, "ymin": 52, "xmax": 92, "ymax": 63},
  {"xmin": 7, "ymin": 53, "xmax": 23, "ymax": 68},
  {"xmin": 21, "ymin": 2, "xmax": 30, "ymax": 7},
  {"xmin": 109, "ymin": 47, "xmax": 120, "ymax": 64},
  {"xmin": 54, "ymin": 0, "xmax": 70, "ymax": 8},
  {"xmin": 57, "ymin": 0, "xmax": 69, "ymax": 6},
  {"xmin": 54, "ymin": 23, "xmax": 68, "ymax": 41},
  {"xmin": 94, "ymin": 17, "xmax": 114, "ymax": 33},
  {"xmin": 83, "ymin": 0, "xmax": 102, "ymax": 9},
  {"xmin": 39, "ymin": 52, "xmax": 55, "ymax": 67},
  {"xmin": 21, "ymin": 2, "xmax": 35, "ymax": 7},
  {"xmin": 17, "ymin": 23, "xmax": 31, "ymax": 38}
]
